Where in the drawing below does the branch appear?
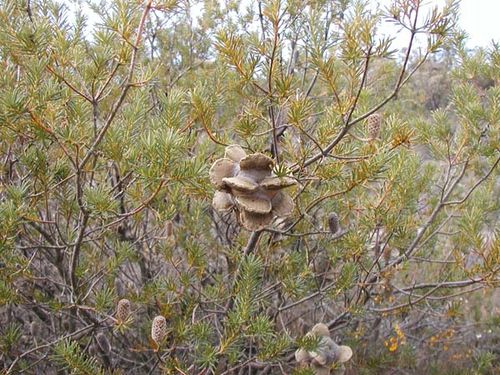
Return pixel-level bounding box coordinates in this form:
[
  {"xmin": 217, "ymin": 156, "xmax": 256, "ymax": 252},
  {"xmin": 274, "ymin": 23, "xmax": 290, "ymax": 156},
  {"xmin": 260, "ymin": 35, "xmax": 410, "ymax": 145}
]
[
  {"xmin": 68, "ymin": 0, "xmax": 154, "ymax": 295},
  {"xmin": 443, "ymin": 156, "xmax": 500, "ymax": 206},
  {"xmin": 291, "ymin": 45, "xmax": 373, "ymax": 173},
  {"xmin": 7, "ymin": 321, "xmax": 101, "ymax": 373},
  {"xmin": 78, "ymin": 0, "xmax": 154, "ymax": 170},
  {"xmin": 46, "ymin": 65, "xmax": 93, "ymax": 103},
  {"xmin": 293, "ymin": 6, "xmax": 423, "ymax": 173},
  {"xmin": 243, "ymin": 230, "xmax": 263, "ymax": 256},
  {"xmin": 397, "ymin": 277, "xmax": 490, "ymax": 292},
  {"xmin": 369, "ymin": 275, "xmax": 494, "ymax": 313}
]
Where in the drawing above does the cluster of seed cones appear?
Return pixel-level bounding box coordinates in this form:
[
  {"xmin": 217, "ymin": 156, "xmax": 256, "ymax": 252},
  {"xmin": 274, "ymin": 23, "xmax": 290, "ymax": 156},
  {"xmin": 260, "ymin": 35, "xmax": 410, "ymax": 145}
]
[
  {"xmin": 209, "ymin": 145, "xmax": 296, "ymax": 231},
  {"xmin": 115, "ymin": 299, "xmax": 167, "ymax": 349},
  {"xmin": 295, "ymin": 323, "xmax": 353, "ymax": 374}
]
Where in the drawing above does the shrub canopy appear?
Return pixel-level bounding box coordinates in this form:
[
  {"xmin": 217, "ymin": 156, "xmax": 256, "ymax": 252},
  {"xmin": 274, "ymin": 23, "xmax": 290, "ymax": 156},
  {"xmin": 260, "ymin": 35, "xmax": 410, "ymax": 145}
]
[{"xmin": 0, "ymin": 0, "xmax": 498, "ymax": 374}]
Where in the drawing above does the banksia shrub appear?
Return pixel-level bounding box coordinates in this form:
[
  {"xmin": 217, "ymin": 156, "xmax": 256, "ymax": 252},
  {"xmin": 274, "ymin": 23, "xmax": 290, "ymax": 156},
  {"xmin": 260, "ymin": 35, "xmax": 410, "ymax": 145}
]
[
  {"xmin": 295, "ymin": 323, "xmax": 352, "ymax": 374},
  {"xmin": 366, "ymin": 113, "xmax": 382, "ymax": 140},
  {"xmin": 151, "ymin": 316, "xmax": 167, "ymax": 345},
  {"xmin": 1, "ymin": 0, "xmax": 492, "ymax": 373},
  {"xmin": 327, "ymin": 212, "xmax": 340, "ymax": 234},
  {"xmin": 209, "ymin": 145, "xmax": 296, "ymax": 231},
  {"xmin": 116, "ymin": 299, "xmax": 131, "ymax": 323}
]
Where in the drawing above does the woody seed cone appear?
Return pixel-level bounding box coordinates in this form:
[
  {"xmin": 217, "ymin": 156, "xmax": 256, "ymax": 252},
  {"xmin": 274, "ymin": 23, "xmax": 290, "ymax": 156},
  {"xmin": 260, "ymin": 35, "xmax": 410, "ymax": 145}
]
[
  {"xmin": 116, "ymin": 298, "xmax": 131, "ymax": 322},
  {"xmin": 151, "ymin": 315, "xmax": 167, "ymax": 344},
  {"xmin": 295, "ymin": 323, "xmax": 353, "ymax": 374},
  {"xmin": 96, "ymin": 332, "xmax": 111, "ymax": 354},
  {"xmin": 165, "ymin": 220, "xmax": 174, "ymax": 237},
  {"xmin": 328, "ymin": 212, "xmax": 340, "ymax": 234},
  {"xmin": 366, "ymin": 113, "xmax": 382, "ymax": 140},
  {"xmin": 209, "ymin": 145, "xmax": 296, "ymax": 231}
]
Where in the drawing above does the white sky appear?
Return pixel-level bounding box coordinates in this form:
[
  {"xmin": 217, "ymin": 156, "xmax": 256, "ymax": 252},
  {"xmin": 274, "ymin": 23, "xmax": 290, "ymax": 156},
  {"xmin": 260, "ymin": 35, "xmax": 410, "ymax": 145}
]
[
  {"xmin": 73, "ymin": 0, "xmax": 499, "ymax": 48},
  {"xmin": 375, "ymin": 0, "xmax": 500, "ymax": 48},
  {"xmin": 459, "ymin": 0, "xmax": 500, "ymax": 46}
]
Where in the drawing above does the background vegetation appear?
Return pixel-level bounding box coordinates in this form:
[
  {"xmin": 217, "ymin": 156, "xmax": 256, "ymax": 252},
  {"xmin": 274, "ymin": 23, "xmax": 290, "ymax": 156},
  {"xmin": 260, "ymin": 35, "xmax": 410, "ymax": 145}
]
[{"xmin": 0, "ymin": 0, "xmax": 498, "ymax": 373}]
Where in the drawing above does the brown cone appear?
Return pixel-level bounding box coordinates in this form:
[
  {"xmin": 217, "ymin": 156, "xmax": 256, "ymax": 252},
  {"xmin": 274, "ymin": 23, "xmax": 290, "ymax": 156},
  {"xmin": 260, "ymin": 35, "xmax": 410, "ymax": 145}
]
[
  {"xmin": 366, "ymin": 113, "xmax": 382, "ymax": 140},
  {"xmin": 116, "ymin": 299, "xmax": 131, "ymax": 322},
  {"xmin": 96, "ymin": 332, "xmax": 111, "ymax": 354},
  {"xmin": 151, "ymin": 315, "xmax": 167, "ymax": 345},
  {"xmin": 165, "ymin": 220, "xmax": 174, "ymax": 237},
  {"xmin": 210, "ymin": 146, "xmax": 297, "ymax": 231},
  {"xmin": 328, "ymin": 212, "xmax": 340, "ymax": 234}
]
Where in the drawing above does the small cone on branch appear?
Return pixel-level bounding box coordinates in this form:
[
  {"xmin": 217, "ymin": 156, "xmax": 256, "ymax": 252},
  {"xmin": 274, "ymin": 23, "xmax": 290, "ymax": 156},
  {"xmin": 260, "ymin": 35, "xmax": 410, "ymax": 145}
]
[
  {"xmin": 96, "ymin": 332, "xmax": 111, "ymax": 354},
  {"xmin": 366, "ymin": 113, "xmax": 382, "ymax": 141},
  {"xmin": 165, "ymin": 220, "xmax": 174, "ymax": 238},
  {"xmin": 164, "ymin": 219, "xmax": 176, "ymax": 246},
  {"xmin": 30, "ymin": 320, "xmax": 40, "ymax": 345},
  {"xmin": 30, "ymin": 320, "xmax": 40, "ymax": 337},
  {"xmin": 151, "ymin": 315, "xmax": 167, "ymax": 345},
  {"xmin": 95, "ymin": 332, "xmax": 112, "ymax": 368},
  {"xmin": 327, "ymin": 212, "xmax": 340, "ymax": 234},
  {"xmin": 114, "ymin": 278, "xmax": 125, "ymax": 297},
  {"xmin": 116, "ymin": 299, "xmax": 131, "ymax": 323}
]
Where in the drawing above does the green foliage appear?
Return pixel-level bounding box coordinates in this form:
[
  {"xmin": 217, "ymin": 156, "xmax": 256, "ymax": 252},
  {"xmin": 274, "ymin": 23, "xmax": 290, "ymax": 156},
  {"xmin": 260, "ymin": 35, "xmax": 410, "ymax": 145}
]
[
  {"xmin": 0, "ymin": 323, "xmax": 22, "ymax": 353},
  {"xmin": 228, "ymin": 254, "xmax": 264, "ymax": 329},
  {"xmin": 472, "ymin": 351, "xmax": 496, "ymax": 374},
  {"xmin": 52, "ymin": 340, "xmax": 105, "ymax": 375}
]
